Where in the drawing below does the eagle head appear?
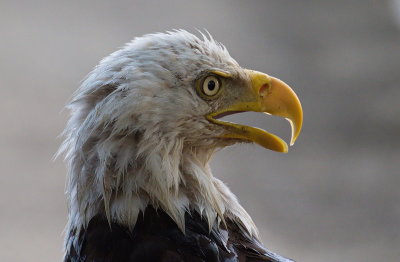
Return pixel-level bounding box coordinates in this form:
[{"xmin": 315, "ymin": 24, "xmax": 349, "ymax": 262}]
[{"xmin": 59, "ymin": 30, "xmax": 302, "ymax": 242}]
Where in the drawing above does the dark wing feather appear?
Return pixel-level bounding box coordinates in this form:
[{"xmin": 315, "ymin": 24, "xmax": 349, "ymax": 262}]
[
  {"xmin": 64, "ymin": 207, "xmax": 294, "ymax": 262},
  {"xmin": 226, "ymin": 220, "xmax": 295, "ymax": 262}
]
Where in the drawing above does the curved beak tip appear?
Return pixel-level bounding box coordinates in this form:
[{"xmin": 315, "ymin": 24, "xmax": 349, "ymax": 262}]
[
  {"xmin": 288, "ymin": 117, "xmax": 302, "ymax": 146},
  {"xmin": 261, "ymin": 76, "xmax": 303, "ymax": 149}
]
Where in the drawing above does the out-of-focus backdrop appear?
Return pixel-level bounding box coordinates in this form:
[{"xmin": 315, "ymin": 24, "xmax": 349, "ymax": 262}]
[{"xmin": 1, "ymin": 1, "xmax": 399, "ymax": 261}]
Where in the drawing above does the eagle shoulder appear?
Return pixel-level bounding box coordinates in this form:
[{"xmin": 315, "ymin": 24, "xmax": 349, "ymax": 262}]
[{"xmin": 64, "ymin": 207, "xmax": 292, "ymax": 262}]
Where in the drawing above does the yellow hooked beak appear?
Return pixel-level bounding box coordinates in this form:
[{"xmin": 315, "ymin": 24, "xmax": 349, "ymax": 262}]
[{"xmin": 207, "ymin": 70, "xmax": 303, "ymax": 153}]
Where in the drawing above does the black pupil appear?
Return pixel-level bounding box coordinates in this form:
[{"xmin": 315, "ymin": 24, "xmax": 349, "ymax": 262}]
[{"xmin": 208, "ymin": 80, "xmax": 216, "ymax": 91}]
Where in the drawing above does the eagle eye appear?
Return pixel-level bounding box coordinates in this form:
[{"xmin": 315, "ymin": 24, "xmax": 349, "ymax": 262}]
[{"xmin": 201, "ymin": 76, "xmax": 221, "ymax": 98}]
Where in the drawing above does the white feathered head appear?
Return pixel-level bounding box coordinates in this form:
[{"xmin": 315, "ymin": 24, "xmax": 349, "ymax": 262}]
[{"xmin": 59, "ymin": 30, "xmax": 302, "ymax": 238}]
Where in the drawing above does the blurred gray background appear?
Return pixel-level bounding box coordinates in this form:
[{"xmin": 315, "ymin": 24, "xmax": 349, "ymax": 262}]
[{"xmin": 1, "ymin": 0, "xmax": 399, "ymax": 261}]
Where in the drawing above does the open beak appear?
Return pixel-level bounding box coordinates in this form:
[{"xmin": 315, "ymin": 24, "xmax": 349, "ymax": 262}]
[{"xmin": 207, "ymin": 70, "xmax": 303, "ymax": 153}]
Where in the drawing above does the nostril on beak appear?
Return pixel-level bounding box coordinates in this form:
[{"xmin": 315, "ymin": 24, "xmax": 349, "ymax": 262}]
[{"xmin": 259, "ymin": 83, "xmax": 270, "ymax": 97}]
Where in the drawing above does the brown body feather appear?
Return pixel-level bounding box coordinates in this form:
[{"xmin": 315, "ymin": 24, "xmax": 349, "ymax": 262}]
[{"xmin": 65, "ymin": 206, "xmax": 293, "ymax": 262}]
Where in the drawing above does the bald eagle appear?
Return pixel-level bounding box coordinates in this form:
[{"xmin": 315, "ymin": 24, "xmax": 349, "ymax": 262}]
[{"xmin": 59, "ymin": 30, "xmax": 303, "ymax": 262}]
